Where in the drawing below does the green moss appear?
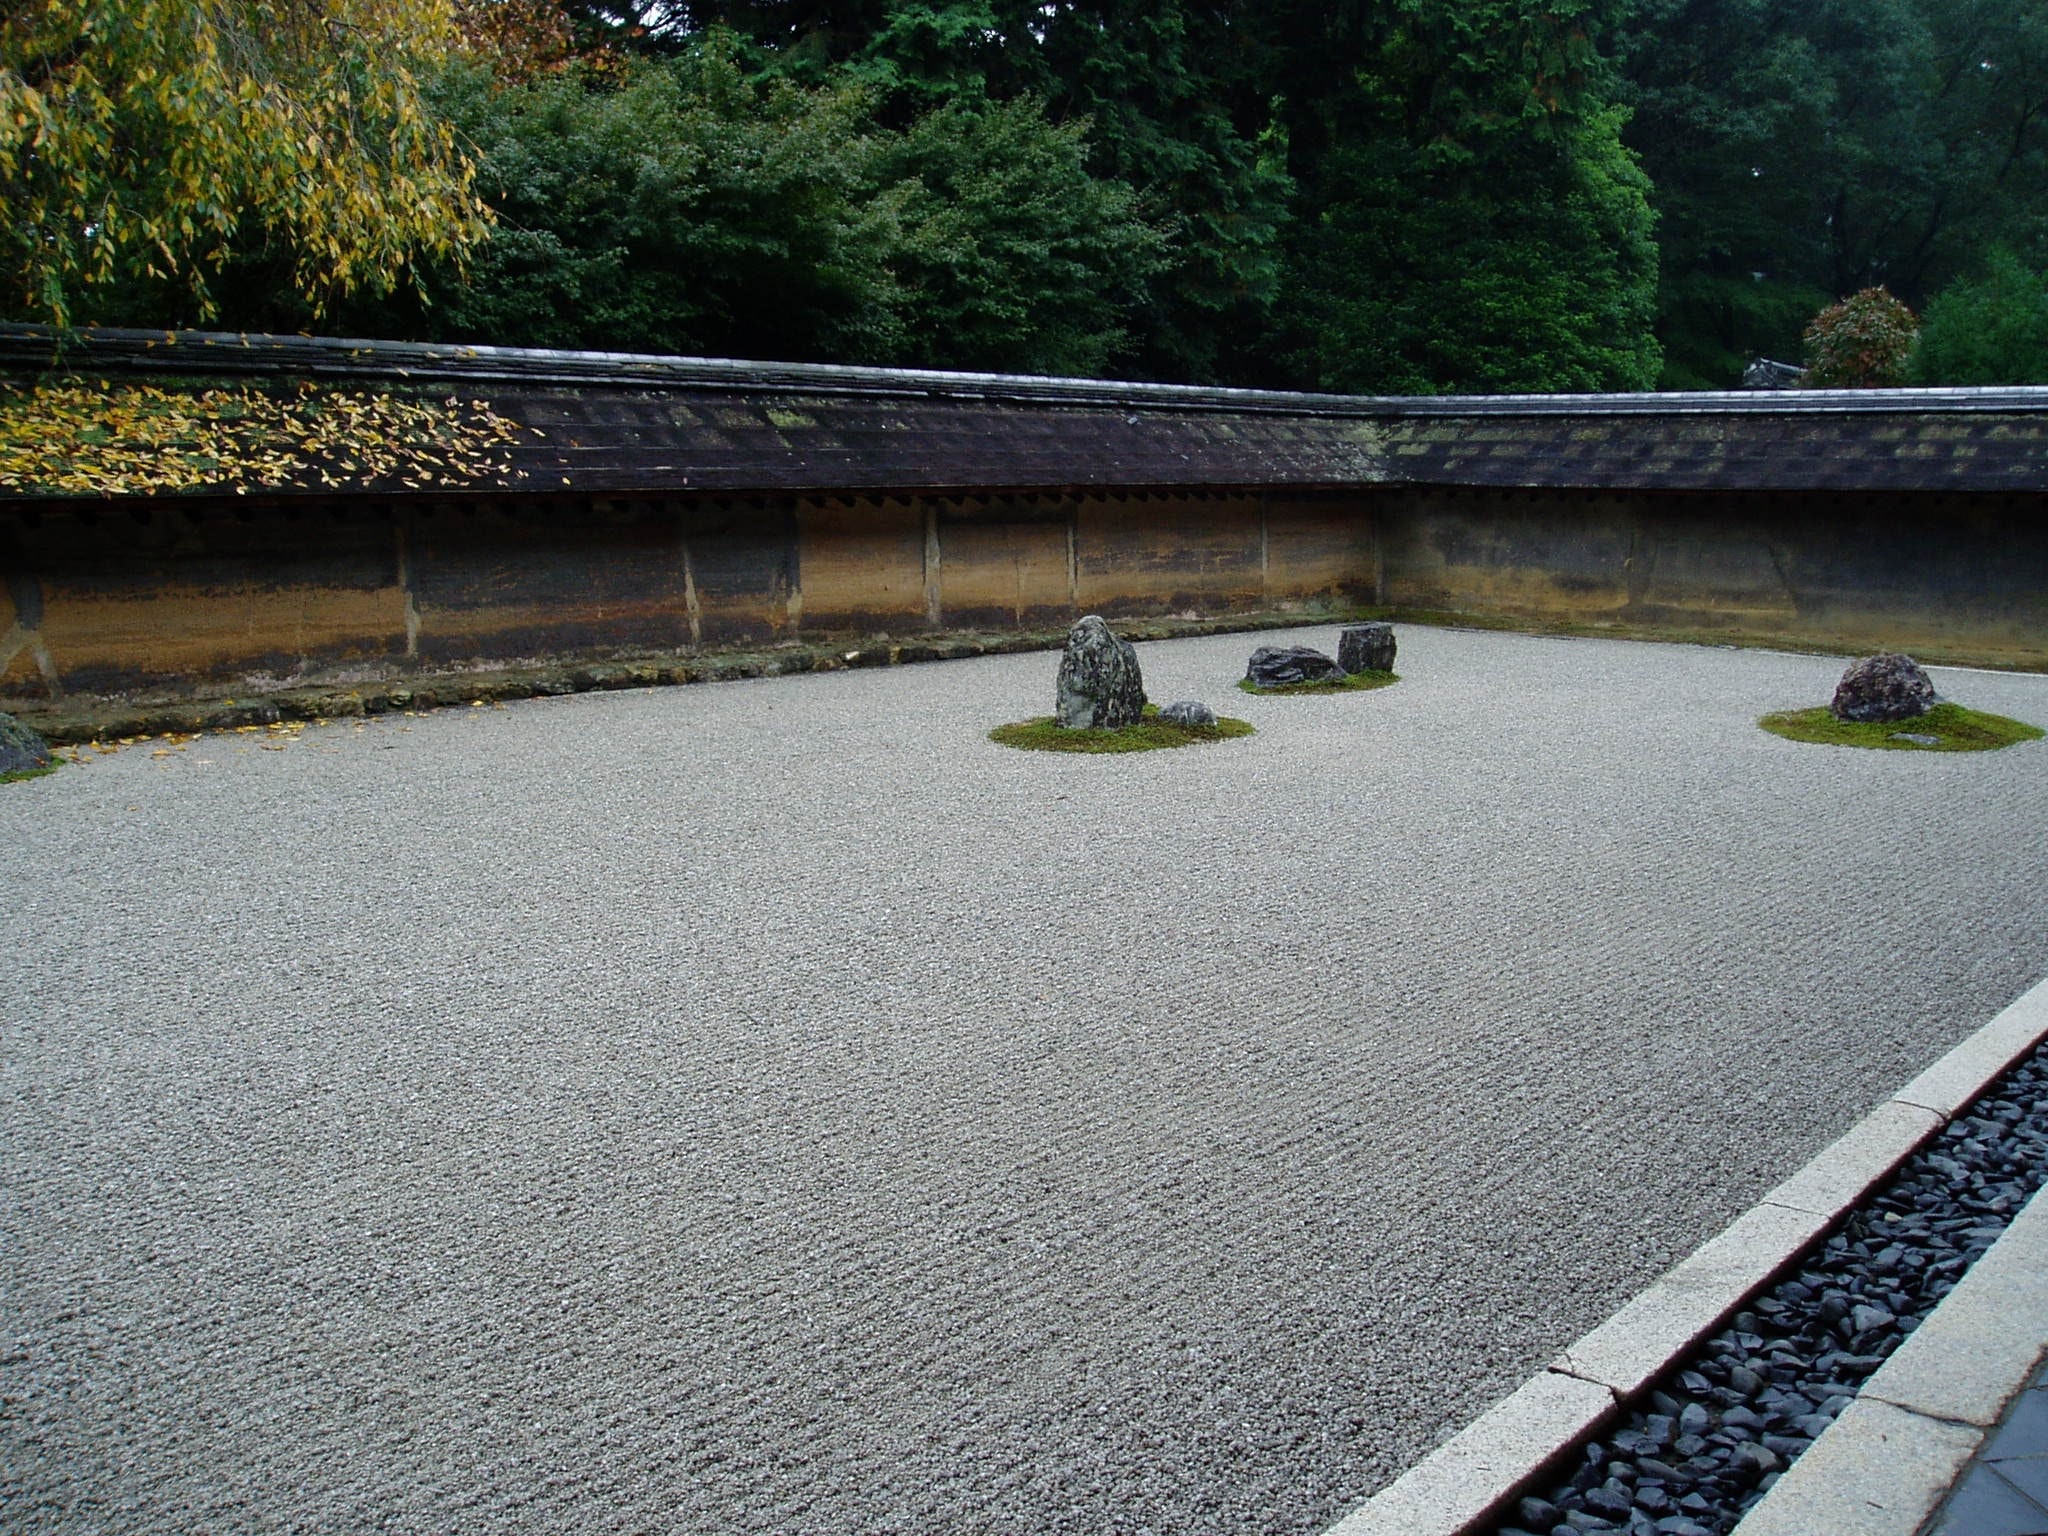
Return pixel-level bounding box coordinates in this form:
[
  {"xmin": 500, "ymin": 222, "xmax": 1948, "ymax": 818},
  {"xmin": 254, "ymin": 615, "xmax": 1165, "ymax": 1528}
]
[
  {"xmin": 0, "ymin": 757, "xmax": 61, "ymax": 785},
  {"xmin": 1758, "ymin": 701, "xmax": 2044, "ymax": 752},
  {"xmin": 1238, "ymin": 669, "xmax": 1400, "ymax": 696},
  {"xmin": 989, "ymin": 703, "xmax": 1255, "ymax": 753}
]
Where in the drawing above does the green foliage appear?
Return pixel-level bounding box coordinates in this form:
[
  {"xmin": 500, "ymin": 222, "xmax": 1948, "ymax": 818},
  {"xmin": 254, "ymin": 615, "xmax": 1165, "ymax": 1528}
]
[
  {"xmin": 709, "ymin": 0, "xmax": 1300, "ymax": 382},
  {"xmin": 841, "ymin": 0, "xmax": 1013, "ymax": 115},
  {"xmin": 1616, "ymin": 0, "xmax": 2048, "ymax": 386},
  {"xmin": 0, "ymin": 0, "xmax": 491, "ymax": 326},
  {"xmin": 989, "ymin": 705, "xmax": 1255, "ymax": 753},
  {"xmin": 1802, "ymin": 286, "xmax": 1919, "ymax": 387},
  {"xmin": 1274, "ymin": 0, "xmax": 1661, "ymax": 394},
  {"xmin": 1237, "ymin": 669, "xmax": 1400, "ymax": 696},
  {"xmin": 881, "ymin": 96, "xmax": 1163, "ymax": 373},
  {"xmin": 1652, "ymin": 273, "xmax": 1829, "ymax": 390},
  {"xmin": 1758, "ymin": 701, "xmax": 2044, "ymax": 751},
  {"xmin": 418, "ymin": 45, "xmax": 905, "ymax": 361},
  {"xmin": 1912, "ymin": 250, "xmax": 2048, "ymax": 385},
  {"xmin": 356, "ymin": 38, "xmax": 1161, "ymax": 375},
  {"xmin": 1018, "ymin": 0, "xmax": 1298, "ymax": 382}
]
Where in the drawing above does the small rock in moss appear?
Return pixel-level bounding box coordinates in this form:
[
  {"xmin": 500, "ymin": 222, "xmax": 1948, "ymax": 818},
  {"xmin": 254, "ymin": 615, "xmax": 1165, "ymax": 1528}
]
[{"xmin": 0, "ymin": 712, "xmax": 52, "ymax": 778}]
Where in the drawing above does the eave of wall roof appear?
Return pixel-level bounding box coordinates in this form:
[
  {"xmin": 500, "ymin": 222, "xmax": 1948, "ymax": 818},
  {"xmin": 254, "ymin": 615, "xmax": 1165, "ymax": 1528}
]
[{"xmin": 4, "ymin": 324, "xmax": 2047, "ymax": 498}]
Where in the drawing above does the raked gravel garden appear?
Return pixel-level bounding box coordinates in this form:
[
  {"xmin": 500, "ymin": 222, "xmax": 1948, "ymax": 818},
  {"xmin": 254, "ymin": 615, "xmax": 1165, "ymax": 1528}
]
[{"xmin": 4, "ymin": 623, "xmax": 2047, "ymax": 1536}]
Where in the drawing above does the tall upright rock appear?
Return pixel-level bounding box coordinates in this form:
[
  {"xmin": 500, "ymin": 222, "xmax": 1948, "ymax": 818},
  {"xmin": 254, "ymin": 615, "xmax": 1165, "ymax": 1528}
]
[
  {"xmin": 1337, "ymin": 623, "xmax": 1397, "ymax": 674},
  {"xmin": 1056, "ymin": 616, "xmax": 1146, "ymax": 728}
]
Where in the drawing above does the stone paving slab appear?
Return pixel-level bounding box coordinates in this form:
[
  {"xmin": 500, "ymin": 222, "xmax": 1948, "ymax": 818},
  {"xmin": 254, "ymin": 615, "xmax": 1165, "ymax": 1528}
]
[
  {"xmin": 1547, "ymin": 1200, "xmax": 1837, "ymax": 1401},
  {"xmin": 1897, "ymin": 984, "xmax": 2048, "ymax": 1121},
  {"xmin": 1322, "ymin": 1372, "xmax": 1618, "ymax": 1536},
  {"xmin": 4, "ymin": 625, "xmax": 2047, "ymax": 1536},
  {"xmin": 1736, "ymin": 1399, "xmax": 1985, "ymax": 1536},
  {"xmin": 1926, "ymin": 1364, "xmax": 2048, "ymax": 1536}
]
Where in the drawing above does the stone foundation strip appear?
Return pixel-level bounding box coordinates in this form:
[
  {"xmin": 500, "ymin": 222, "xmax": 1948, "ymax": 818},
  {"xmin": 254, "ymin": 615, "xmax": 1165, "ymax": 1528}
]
[
  {"xmin": 7, "ymin": 610, "xmax": 1329, "ymax": 746},
  {"xmin": 1319, "ymin": 975, "xmax": 2048, "ymax": 1536}
]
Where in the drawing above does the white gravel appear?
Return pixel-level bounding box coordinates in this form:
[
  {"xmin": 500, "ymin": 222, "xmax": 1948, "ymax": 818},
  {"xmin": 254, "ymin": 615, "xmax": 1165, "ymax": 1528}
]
[{"xmin": 4, "ymin": 625, "xmax": 2046, "ymax": 1536}]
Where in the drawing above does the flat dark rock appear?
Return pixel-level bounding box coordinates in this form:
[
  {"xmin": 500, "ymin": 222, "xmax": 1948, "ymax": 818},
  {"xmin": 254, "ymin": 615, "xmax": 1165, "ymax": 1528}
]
[
  {"xmin": 1246, "ymin": 645, "xmax": 1345, "ymax": 688},
  {"xmin": 1158, "ymin": 700, "xmax": 1216, "ymax": 728},
  {"xmin": 1337, "ymin": 622, "xmax": 1396, "ymax": 674},
  {"xmin": 1831, "ymin": 652, "xmax": 1937, "ymax": 722},
  {"xmin": 0, "ymin": 712, "xmax": 50, "ymax": 776},
  {"xmin": 1056, "ymin": 615, "xmax": 1145, "ymax": 729}
]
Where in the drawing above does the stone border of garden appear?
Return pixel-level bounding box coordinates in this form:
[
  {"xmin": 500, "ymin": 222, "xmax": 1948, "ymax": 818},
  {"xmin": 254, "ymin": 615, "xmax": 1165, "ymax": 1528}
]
[
  {"xmin": 1728, "ymin": 1191, "xmax": 2048, "ymax": 1535},
  {"xmin": 1317, "ymin": 974, "xmax": 2048, "ymax": 1536}
]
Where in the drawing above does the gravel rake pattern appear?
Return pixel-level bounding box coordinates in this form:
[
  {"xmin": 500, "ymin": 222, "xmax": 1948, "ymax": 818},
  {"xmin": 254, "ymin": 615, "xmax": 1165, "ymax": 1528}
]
[{"xmin": 3, "ymin": 627, "xmax": 2047, "ymax": 1536}]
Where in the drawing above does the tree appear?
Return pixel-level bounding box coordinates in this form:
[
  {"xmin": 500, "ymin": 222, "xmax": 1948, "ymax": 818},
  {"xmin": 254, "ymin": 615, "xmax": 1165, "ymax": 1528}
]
[
  {"xmin": 717, "ymin": 0, "xmax": 1299, "ymax": 382},
  {"xmin": 1615, "ymin": 0, "xmax": 2048, "ymax": 386},
  {"xmin": 881, "ymin": 94, "xmax": 1164, "ymax": 373},
  {"xmin": 1018, "ymin": 0, "xmax": 1296, "ymax": 383},
  {"xmin": 1912, "ymin": 250, "xmax": 2048, "ymax": 384},
  {"xmin": 407, "ymin": 43, "xmax": 908, "ymax": 360},
  {"xmin": 1273, "ymin": 0, "xmax": 1661, "ymax": 394},
  {"xmin": 1802, "ymin": 286, "xmax": 1919, "ymax": 387},
  {"xmin": 339, "ymin": 34, "xmax": 1162, "ymax": 375},
  {"xmin": 0, "ymin": 0, "xmax": 492, "ymax": 326}
]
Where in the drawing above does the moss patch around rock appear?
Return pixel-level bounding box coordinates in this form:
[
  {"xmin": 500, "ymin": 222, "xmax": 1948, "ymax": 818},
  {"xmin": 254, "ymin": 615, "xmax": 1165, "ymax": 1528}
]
[
  {"xmin": 1758, "ymin": 701, "xmax": 2044, "ymax": 752},
  {"xmin": 1237, "ymin": 669, "xmax": 1400, "ymax": 697},
  {"xmin": 989, "ymin": 704, "xmax": 1255, "ymax": 753}
]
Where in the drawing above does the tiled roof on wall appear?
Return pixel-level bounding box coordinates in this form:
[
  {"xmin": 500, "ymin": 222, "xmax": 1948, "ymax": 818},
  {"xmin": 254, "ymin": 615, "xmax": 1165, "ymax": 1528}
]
[{"xmin": 3, "ymin": 325, "xmax": 2045, "ymax": 498}]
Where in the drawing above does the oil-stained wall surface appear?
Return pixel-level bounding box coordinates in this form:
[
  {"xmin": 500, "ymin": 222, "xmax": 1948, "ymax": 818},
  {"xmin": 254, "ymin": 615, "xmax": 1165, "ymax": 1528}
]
[
  {"xmin": 5, "ymin": 480, "xmax": 2045, "ymax": 706},
  {"xmin": 1378, "ymin": 488, "xmax": 2048, "ymax": 669},
  {"xmin": 0, "ymin": 489, "xmax": 1376, "ymax": 703}
]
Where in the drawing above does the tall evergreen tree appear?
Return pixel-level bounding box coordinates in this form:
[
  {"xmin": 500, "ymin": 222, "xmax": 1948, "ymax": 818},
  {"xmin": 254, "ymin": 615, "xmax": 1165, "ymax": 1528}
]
[
  {"xmin": 1271, "ymin": 0, "xmax": 1661, "ymax": 393},
  {"xmin": 1615, "ymin": 0, "xmax": 2048, "ymax": 386},
  {"xmin": 1021, "ymin": 0, "xmax": 1296, "ymax": 381}
]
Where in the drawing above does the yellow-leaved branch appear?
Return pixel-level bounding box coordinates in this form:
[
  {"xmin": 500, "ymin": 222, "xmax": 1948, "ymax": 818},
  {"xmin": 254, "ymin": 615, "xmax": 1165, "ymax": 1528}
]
[
  {"xmin": 0, "ymin": 380, "xmax": 531, "ymax": 495},
  {"xmin": 0, "ymin": 0, "xmax": 492, "ymax": 325}
]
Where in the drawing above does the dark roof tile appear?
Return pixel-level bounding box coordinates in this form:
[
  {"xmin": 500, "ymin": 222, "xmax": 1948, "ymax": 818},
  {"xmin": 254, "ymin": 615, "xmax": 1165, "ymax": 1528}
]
[{"xmin": 3, "ymin": 324, "xmax": 2046, "ymax": 499}]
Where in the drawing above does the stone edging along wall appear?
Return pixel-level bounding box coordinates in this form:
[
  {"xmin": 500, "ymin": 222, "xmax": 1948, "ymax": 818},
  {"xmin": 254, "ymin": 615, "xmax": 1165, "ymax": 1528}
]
[{"xmin": 2, "ymin": 478, "xmax": 2046, "ymax": 735}]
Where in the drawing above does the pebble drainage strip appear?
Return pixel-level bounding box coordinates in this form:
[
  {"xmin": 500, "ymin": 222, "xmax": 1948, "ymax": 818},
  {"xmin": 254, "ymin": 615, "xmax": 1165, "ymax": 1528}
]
[
  {"xmin": 1477, "ymin": 1039, "xmax": 2048, "ymax": 1536},
  {"xmin": 1323, "ymin": 979, "xmax": 2048, "ymax": 1536}
]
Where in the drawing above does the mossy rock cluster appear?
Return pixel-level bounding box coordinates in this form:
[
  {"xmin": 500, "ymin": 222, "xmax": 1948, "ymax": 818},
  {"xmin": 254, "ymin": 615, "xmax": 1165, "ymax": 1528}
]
[
  {"xmin": 1759, "ymin": 701, "xmax": 2043, "ymax": 752},
  {"xmin": 990, "ymin": 703, "xmax": 1255, "ymax": 754},
  {"xmin": 0, "ymin": 711, "xmax": 55, "ymax": 784},
  {"xmin": 1237, "ymin": 668, "xmax": 1399, "ymax": 697}
]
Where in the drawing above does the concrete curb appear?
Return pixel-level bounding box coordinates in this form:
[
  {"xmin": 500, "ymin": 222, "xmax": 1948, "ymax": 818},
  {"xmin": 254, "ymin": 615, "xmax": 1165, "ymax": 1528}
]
[
  {"xmin": 1317, "ymin": 974, "xmax": 2048, "ymax": 1536},
  {"xmin": 1727, "ymin": 1181, "xmax": 2048, "ymax": 1536}
]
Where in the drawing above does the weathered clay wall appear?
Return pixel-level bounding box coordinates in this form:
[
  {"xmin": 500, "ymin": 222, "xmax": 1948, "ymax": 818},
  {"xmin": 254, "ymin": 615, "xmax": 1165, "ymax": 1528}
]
[
  {"xmin": 0, "ymin": 489, "xmax": 1375, "ymax": 704},
  {"xmin": 1378, "ymin": 487, "xmax": 2048, "ymax": 669},
  {"xmin": 4, "ymin": 482, "xmax": 2042, "ymax": 707}
]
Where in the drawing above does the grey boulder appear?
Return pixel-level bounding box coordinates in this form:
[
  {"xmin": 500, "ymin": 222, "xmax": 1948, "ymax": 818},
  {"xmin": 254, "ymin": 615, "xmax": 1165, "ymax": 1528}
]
[
  {"xmin": 1158, "ymin": 700, "xmax": 1216, "ymax": 729},
  {"xmin": 1246, "ymin": 645, "xmax": 1345, "ymax": 689},
  {"xmin": 0, "ymin": 712, "xmax": 51, "ymax": 776},
  {"xmin": 1337, "ymin": 622, "xmax": 1397, "ymax": 674},
  {"xmin": 1056, "ymin": 615, "xmax": 1146, "ymax": 728},
  {"xmin": 1831, "ymin": 653, "xmax": 1937, "ymax": 722}
]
